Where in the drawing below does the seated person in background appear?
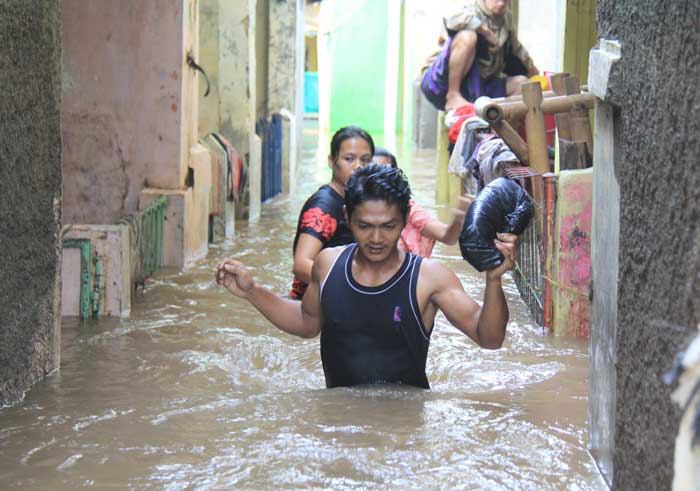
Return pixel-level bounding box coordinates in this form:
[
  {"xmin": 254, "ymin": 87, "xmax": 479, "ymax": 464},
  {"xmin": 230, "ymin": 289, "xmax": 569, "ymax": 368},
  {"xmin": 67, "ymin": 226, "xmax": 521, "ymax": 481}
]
[
  {"xmin": 290, "ymin": 126, "xmax": 374, "ymax": 299},
  {"xmin": 216, "ymin": 164, "xmax": 517, "ymax": 389},
  {"xmin": 373, "ymin": 147, "xmax": 471, "ymax": 258},
  {"xmin": 421, "ymin": 0, "xmax": 539, "ymax": 112}
]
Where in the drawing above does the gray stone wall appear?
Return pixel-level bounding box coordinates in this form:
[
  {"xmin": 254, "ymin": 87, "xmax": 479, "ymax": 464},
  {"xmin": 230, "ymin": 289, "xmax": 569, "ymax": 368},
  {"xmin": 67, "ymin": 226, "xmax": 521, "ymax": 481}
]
[
  {"xmin": 596, "ymin": 1, "xmax": 700, "ymax": 489},
  {"xmin": 0, "ymin": 1, "xmax": 63, "ymax": 406}
]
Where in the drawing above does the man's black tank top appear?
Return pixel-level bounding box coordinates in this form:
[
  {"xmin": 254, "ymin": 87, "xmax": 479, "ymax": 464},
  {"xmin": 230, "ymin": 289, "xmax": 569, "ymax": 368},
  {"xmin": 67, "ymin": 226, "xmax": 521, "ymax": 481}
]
[{"xmin": 320, "ymin": 244, "xmax": 432, "ymax": 389}]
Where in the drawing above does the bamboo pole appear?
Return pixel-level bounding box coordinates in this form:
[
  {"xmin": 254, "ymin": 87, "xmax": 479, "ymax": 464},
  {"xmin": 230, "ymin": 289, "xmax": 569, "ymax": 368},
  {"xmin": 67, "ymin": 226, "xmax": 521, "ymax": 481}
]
[
  {"xmin": 488, "ymin": 85, "xmax": 587, "ymax": 105},
  {"xmin": 475, "ymin": 93, "xmax": 595, "ymax": 123},
  {"xmin": 491, "ymin": 120, "xmax": 529, "ymax": 164},
  {"xmin": 521, "ymin": 82, "xmax": 549, "ymax": 176},
  {"xmin": 436, "ymin": 111, "xmax": 450, "ymax": 203},
  {"xmin": 496, "ymin": 90, "xmax": 555, "ymax": 103}
]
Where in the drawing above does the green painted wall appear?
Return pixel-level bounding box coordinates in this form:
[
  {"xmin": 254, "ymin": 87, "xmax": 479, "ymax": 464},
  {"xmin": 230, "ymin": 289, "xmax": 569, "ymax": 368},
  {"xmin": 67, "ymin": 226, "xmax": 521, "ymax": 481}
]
[{"xmin": 329, "ymin": 0, "xmax": 389, "ymax": 134}]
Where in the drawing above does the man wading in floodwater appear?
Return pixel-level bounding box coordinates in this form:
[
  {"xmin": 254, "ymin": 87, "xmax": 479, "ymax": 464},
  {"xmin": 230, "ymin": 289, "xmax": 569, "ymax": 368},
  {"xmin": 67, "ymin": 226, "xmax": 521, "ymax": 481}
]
[{"xmin": 216, "ymin": 164, "xmax": 517, "ymax": 389}]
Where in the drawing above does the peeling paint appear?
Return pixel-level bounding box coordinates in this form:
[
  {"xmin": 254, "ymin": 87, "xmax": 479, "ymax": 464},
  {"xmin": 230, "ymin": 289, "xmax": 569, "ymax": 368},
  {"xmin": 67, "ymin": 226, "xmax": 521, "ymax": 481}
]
[{"xmin": 552, "ymin": 169, "xmax": 593, "ymax": 338}]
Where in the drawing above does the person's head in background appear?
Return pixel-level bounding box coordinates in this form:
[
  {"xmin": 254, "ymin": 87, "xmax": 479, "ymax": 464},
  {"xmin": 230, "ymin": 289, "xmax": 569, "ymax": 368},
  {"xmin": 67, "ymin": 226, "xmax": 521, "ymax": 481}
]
[
  {"xmin": 372, "ymin": 147, "xmax": 398, "ymax": 169},
  {"xmin": 485, "ymin": 0, "xmax": 510, "ymax": 17},
  {"xmin": 328, "ymin": 126, "xmax": 375, "ymax": 189}
]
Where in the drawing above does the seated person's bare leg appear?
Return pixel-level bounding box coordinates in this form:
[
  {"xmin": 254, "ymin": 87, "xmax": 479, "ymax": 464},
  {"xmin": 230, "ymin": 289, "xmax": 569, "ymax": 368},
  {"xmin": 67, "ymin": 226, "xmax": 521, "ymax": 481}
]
[
  {"xmin": 446, "ymin": 30, "xmax": 478, "ymax": 111},
  {"xmin": 506, "ymin": 75, "xmax": 529, "ymax": 96}
]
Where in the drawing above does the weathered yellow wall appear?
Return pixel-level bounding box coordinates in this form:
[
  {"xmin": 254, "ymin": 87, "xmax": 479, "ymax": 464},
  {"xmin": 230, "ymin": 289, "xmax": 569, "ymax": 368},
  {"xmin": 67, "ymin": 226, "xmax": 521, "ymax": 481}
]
[
  {"xmin": 305, "ymin": 35, "xmax": 318, "ymax": 72},
  {"xmin": 563, "ymin": 0, "xmax": 596, "ymax": 83}
]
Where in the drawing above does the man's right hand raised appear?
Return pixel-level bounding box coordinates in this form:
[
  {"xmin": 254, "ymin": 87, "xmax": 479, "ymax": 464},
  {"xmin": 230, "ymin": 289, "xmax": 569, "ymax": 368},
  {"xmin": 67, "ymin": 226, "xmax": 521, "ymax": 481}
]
[{"xmin": 216, "ymin": 259, "xmax": 255, "ymax": 298}]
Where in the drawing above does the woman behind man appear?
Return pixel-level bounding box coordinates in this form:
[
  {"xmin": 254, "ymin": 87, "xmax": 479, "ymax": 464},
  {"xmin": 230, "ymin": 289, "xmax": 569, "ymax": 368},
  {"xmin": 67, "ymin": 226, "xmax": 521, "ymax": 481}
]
[
  {"xmin": 373, "ymin": 147, "xmax": 471, "ymax": 258},
  {"xmin": 290, "ymin": 126, "xmax": 374, "ymax": 299}
]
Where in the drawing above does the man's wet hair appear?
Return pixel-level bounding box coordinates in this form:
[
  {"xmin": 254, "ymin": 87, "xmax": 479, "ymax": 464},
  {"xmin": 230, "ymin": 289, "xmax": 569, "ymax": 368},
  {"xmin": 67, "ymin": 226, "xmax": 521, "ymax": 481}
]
[
  {"xmin": 330, "ymin": 126, "xmax": 375, "ymax": 162},
  {"xmin": 345, "ymin": 163, "xmax": 412, "ymax": 223},
  {"xmin": 373, "ymin": 147, "xmax": 398, "ymax": 168}
]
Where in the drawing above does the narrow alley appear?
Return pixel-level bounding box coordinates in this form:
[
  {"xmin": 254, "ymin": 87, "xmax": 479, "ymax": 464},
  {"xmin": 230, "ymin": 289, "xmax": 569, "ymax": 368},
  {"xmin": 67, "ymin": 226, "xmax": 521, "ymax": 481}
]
[
  {"xmin": 3, "ymin": 1, "xmax": 700, "ymax": 489},
  {"xmin": 0, "ymin": 126, "xmax": 604, "ymax": 490}
]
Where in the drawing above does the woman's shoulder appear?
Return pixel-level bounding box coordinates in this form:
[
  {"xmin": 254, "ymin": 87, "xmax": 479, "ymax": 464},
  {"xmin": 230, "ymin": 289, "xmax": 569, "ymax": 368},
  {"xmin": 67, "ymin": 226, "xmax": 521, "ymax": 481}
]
[
  {"xmin": 407, "ymin": 200, "xmax": 435, "ymax": 225},
  {"xmin": 303, "ymin": 184, "xmax": 342, "ymax": 209}
]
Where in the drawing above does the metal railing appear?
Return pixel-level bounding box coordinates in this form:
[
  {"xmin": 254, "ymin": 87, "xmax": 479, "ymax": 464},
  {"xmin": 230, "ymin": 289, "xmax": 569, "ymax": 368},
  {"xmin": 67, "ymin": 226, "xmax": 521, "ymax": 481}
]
[
  {"xmin": 512, "ymin": 220, "xmax": 545, "ymax": 327},
  {"xmin": 63, "ymin": 238, "xmax": 92, "ymax": 319},
  {"xmin": 140, "ymin": 196, "xmax": 166, "ymax": 278},
  {"xmin": 503, "ymin": 168, "xmax": 556, "ymax": 329}
]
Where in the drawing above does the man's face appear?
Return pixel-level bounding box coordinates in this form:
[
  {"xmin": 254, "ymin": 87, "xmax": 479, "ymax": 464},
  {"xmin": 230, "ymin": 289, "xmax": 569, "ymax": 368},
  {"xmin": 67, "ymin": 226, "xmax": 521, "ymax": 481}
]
[
  {"xmin": 348, "ymin": 200, "xmax": 405, "ymax": 263},
  {"xmin": 484, "ymin": 0, "xmax": 509, "ymax": 17}
]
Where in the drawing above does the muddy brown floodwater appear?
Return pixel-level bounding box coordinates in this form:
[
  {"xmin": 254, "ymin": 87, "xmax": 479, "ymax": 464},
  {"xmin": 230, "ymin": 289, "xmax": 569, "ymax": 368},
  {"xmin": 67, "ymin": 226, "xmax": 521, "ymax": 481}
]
[{"xmin": 0, "ymin": 126, "xmax": 607, "ymax": 490}]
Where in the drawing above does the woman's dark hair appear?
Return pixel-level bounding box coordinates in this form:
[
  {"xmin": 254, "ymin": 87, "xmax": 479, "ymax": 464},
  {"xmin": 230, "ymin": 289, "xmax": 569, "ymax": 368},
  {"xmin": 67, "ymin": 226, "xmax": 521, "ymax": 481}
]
[
  {"xmin": 373, "ymin": 147, "xmax": 398, "ymax": 168},
  {"xmin": 345, "ymin": 164, "xmax": 412, "ymax": 223},
  {"xmin": 330, "ymin": 126, "xmax": 375, "ymax": 161}
]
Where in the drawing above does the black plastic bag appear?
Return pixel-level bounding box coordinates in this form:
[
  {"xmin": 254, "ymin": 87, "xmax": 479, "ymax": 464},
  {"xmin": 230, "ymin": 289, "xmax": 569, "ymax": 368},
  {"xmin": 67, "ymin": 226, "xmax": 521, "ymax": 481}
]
[{"xmin": 459, "ymin": 177, "xmax": 533, "ymax": 272}]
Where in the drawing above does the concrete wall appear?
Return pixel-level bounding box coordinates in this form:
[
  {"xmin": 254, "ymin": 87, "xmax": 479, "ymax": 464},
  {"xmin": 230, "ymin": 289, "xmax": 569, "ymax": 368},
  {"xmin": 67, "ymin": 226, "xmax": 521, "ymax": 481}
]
[
  {"xmin": 140, "ymin": 143, "xmax": 211, "ymax": 269},
  {"xmin": 61, "ymin": 225, "xmax": 131, "ymax": 318},
  {"xmin": 218, "ymin": 1, "xmax": 253, "ymax": 158},
  {"xmin": 589, "ymin": 94, "xmax": 620, "ymax": 486},
  {"xmin": 269, "ymin": 0, "xmax": 304, "ymax": 194},
  {"xmin": 182, "ymin": 0, "xmax": 202, "ymax": 165},
  {"xmin": 592, "ymin": 2, "xmax": 700, "ymax": 488},
  {"xmin": 0, "ymin": 1, "xmax": 62, "ymax": 406},
  {"xmin": 62, "ymin": 0, "xmax": 187, "ymax": 225},
  {"xmin": 255, "ymin": 0, "xmax": 270, "ymax": 122},
  {"xmin": 198, "ymin": 0, "xmax": 221, "ymax": 138},
  {"xmin": 200, "ymin": 0, "xmax": 304, "ymax": 218}
]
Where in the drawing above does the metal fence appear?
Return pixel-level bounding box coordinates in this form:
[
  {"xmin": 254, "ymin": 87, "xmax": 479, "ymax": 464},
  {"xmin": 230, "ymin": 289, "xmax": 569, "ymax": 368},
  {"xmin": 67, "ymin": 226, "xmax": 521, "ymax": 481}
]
[
  {"xmin": 140, "ymin": 196, "xmax": 166, "ymax": 278},
  {"xmin": 503, "ymin": 168, "xmax": 556, "ymax": 329},
  {"xmin": 512, "ymin": 220, "xmax": 545, "ymax": 327},
  {"xmin": 256, "ymin": 114, "xmax": 283, "ymax": 202},
  {"xmin": 63, "ymin": 238, "xmax": 92, "ymax": 319}
]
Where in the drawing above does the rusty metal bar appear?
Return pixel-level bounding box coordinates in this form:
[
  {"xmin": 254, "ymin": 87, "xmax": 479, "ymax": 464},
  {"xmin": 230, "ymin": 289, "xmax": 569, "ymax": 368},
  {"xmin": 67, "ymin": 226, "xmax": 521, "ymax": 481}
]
[{"xmin": 543, "ymin": 173, "xmax": 557, "ymax": 330}]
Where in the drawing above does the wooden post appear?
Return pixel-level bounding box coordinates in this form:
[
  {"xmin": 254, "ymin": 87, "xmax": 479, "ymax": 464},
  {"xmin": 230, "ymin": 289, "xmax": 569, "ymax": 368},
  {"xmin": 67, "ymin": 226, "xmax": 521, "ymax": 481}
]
[
  {"xmin": 521, "ymin": 82, "xmax": 549, "ymax": 176},
  {"xmin": 551, "ymin": 73, "xmax": 572, "ymax": 140},
  {"xmin": 436, "ymin": 111, "xmax": 449, "ymax": 203},
  {"xmin": 565, "ymin": 76, "xmax": 594, "ymax": 168}
]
